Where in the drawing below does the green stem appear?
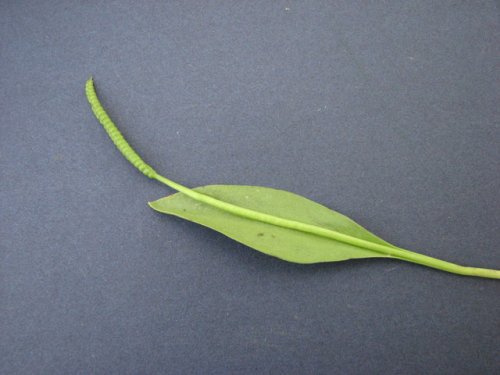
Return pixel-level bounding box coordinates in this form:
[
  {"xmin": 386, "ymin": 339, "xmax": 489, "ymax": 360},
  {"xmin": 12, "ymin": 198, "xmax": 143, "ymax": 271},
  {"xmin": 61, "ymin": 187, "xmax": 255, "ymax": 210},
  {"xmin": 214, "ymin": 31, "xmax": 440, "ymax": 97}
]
[{"xmin": 85, "ymin": 77, "xmax": 500, "ymax": 280}]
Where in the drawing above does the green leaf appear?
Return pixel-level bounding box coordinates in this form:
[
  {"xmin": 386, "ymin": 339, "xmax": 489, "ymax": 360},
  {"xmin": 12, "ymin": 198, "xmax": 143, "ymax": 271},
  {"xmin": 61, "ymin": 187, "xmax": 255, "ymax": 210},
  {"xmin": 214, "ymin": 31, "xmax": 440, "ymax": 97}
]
[{"xmin": 149, "ymin": 184, "xmax": 395, "ymax": 264}]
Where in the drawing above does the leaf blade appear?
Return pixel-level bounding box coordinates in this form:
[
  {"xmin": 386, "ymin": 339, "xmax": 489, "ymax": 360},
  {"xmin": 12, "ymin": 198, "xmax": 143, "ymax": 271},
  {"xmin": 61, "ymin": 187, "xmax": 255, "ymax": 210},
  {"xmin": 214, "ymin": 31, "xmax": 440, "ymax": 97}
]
[{"xmin": 149, "ymin": 185, "xmax": 395, "ymax": 263}]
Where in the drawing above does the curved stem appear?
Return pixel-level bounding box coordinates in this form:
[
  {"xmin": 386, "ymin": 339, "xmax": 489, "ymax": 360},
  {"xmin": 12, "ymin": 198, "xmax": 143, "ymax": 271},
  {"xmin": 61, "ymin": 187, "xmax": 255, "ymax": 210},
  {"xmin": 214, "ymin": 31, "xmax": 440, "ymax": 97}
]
[{"xmin": 85, "ymin": 77, "xmax": 500, "ymax": 280}]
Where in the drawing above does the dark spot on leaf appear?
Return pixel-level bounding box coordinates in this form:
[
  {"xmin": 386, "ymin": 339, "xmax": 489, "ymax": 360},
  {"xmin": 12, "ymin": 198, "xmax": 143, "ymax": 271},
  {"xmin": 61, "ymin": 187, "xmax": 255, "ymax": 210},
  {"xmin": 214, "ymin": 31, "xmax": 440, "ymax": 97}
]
[
  {"xmin": 271, "ymin": 234, "xmax": 276, "ymax": 238},
  {"xmin": 257, "ymin": 233, "xmax": 264, "ymax": 237}
]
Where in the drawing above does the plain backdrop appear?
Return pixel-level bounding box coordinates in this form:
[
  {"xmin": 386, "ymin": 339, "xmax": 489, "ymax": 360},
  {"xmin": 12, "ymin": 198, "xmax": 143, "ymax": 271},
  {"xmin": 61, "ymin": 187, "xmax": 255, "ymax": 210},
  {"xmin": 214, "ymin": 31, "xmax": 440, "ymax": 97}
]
[{"xmin": 1, "ymin": 1, "xmax": 499, "ymax": 374}]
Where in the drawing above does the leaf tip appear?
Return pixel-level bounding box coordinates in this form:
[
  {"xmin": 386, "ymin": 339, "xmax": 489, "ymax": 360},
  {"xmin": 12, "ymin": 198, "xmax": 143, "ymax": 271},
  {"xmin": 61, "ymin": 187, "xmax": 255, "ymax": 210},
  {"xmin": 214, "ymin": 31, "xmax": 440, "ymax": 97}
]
[{"xmin": 148, "ymin": 198, "xmax": 167, "ymax": 211}]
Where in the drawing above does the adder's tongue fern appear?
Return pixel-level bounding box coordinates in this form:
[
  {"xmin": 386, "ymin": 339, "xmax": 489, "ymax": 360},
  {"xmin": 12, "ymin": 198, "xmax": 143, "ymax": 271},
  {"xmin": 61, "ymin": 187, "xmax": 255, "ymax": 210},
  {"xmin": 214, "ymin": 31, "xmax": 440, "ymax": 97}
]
[{"xmin": 85, "ymin": 77, "xmax": 500, "ymax": 280}]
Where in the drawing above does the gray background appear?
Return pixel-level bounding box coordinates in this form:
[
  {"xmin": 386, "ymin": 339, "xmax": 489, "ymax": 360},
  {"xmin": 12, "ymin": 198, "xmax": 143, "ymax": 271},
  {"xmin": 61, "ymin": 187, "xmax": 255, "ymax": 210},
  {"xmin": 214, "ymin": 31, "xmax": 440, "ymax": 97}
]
[{"xmin": 1, "ymin": 1, "xmax": 499, "ymax": 374}]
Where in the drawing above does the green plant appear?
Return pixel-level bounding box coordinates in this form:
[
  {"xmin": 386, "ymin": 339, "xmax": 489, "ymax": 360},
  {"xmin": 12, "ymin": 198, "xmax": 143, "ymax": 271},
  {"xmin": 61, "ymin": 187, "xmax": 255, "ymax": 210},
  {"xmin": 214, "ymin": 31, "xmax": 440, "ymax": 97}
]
[{"xmin": 85, "ymin": 78, "xmax": 499, "ymax": 279}]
